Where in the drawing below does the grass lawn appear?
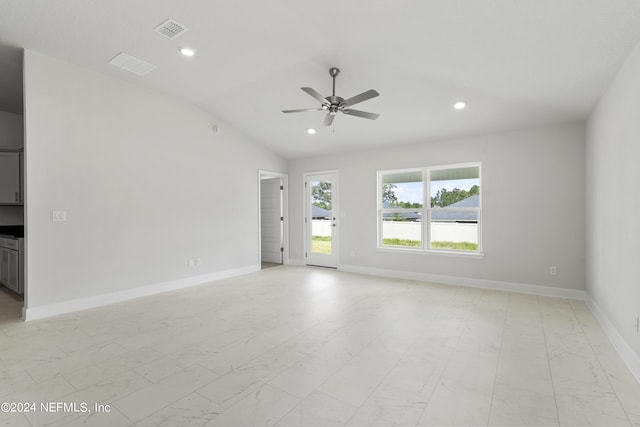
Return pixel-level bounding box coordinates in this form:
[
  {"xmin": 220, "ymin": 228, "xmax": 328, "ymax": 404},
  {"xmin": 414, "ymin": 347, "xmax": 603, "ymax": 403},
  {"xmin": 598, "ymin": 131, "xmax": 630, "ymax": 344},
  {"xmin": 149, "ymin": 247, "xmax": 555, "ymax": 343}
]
[
  {"xmin": 382, "ymin": 238, "xmax": 421, "ymax": 247},
  {"xmin": 312, "ymin": 235, "xmax": 332, "ymax": 254},
  {"xmin": 383, "ymin": 238, "xmax": 478, "ymax": 251},
  {"xmin": 431, "ymin": 241, "xmax": 478, "ymax": 251}
]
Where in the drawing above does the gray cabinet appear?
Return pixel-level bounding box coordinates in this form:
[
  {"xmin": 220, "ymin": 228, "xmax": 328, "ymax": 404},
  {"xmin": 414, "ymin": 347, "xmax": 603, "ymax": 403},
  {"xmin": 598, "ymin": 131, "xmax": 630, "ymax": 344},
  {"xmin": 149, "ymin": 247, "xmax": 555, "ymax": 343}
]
[
  {"xmin": 0, "ymin": 151, "xmax": 23, "ymax": 205},
  {"xmin": 0, "ymin": 237, "xmax": 22, "ymax": 294}
]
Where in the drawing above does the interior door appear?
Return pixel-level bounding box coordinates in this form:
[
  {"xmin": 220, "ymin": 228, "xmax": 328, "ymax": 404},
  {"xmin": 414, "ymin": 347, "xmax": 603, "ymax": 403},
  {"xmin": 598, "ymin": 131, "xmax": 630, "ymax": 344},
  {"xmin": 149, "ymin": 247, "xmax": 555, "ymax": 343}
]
[
  {"xmin": 305, "ymin": 172, "xmax": 338, "ymax": 268},
  {"xmin": 260, "ymin": 177, "xmax": 283, "ymax": 264}
]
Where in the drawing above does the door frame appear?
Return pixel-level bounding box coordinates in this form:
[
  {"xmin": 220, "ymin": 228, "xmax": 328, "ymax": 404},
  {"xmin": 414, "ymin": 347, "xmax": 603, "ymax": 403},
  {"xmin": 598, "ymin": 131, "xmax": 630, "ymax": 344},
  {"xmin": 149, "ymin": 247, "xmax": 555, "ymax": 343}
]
[
  {"xmin": 303, "ymin": 170, "xmax": 339, "ymax": 268},
  {"xmin": 258, "ymin": 170, "xmax": 289, "ymax": 266}
]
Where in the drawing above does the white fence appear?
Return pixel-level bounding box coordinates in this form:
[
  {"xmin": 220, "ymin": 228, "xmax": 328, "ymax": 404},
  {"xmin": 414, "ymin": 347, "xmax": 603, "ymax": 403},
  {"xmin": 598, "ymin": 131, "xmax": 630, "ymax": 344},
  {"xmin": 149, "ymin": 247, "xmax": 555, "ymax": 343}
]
[
  {"xmin": 312, "ymin": 219, "xmax": 477, "ymax": 243},
  {"xmin": 383, "ymin": 221, "xmax": 477, "ymax": 243},
  {"xmin": 312, "ymin": 220, "xmax": 333, "ymax": 237}
]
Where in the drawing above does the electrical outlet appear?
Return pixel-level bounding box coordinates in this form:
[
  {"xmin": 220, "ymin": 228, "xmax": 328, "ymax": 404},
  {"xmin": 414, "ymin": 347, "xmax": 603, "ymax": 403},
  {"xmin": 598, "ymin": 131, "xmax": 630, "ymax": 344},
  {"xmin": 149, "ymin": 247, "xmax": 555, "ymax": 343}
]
[
  {"xmin": 549, "ymin": 266, "xmax": 557, "ymax": 276},
  {"xmin": 188, "ymin": 259, "xmax": 195, "ymax": 268},
  {"xmin": 52, "ymin": 210, "xmax": 67, "ymax": 222},
  {"xmin": 195, "ymin": 258, "xmax": 202, "ymax": 267}
]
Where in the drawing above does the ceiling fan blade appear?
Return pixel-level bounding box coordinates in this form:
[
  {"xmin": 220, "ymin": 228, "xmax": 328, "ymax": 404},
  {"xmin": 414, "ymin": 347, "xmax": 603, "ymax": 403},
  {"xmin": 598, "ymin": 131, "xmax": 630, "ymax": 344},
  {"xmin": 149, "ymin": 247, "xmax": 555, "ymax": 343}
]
[
  {"xmin": 301, "ymin": 87, "xmax": 328, "ymax": 105},
  {"xmin": 341, "ymin": 89, "xmax": 379, "ymax": 108},
  {"xmin": 282, "ymin": 108, "xmax": 324, "ymax": 113},
  {"xmin": 323, "ymin": 113, "xmax": 335, "ymax": 126},
  {"xmin": 342, "ymin": 109, "xmax": 379, "ymax": 120}
]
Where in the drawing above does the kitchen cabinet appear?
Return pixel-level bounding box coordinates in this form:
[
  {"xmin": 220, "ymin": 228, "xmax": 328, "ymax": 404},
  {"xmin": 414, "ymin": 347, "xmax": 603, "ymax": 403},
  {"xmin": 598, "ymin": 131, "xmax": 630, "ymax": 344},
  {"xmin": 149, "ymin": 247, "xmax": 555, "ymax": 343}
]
[
  {"xmin": 0, "ymin": 237, "xmax": 22, "ymax": 294},
  {"xmin": 0, "ymin": 150, "xmax": 23, "ymax": 205}
]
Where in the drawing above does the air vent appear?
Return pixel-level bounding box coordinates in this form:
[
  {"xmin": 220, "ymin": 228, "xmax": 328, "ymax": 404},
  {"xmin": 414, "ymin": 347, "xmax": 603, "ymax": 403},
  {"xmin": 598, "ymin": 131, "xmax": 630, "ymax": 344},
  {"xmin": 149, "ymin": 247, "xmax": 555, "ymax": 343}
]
[
  {"xmin": 108, "ymin": 53, "xmax": 157, "ymax": 76},
  {"xmin": 154, "ymin": 19, "xmax": 187, "ymax": 39}
]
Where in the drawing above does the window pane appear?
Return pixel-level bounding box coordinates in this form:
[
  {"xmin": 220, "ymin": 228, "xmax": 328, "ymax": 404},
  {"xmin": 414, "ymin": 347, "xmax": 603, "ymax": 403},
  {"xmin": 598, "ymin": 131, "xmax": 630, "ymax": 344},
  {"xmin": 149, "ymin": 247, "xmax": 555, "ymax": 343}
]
[
  {"xmin": 430, "ymin": 166, "xmax": 479, "ymax": 208},
  {"xmin": 429, "ymin": 217, "xmax": 478, "ymax": 251},
  {"xmin": 382, "ymin": 213, "xmax": 422, "ymax": 247},
  {"xmin": 382, "ymin": 171, "xmax": 423, "ymax": 208},
  {"xmin": 310, "ymin": 180, "xmax": 332, "ymax": 254},
  {"xmin": 429, "ymin": 166, "xmax": 480, "ymax": 251}
]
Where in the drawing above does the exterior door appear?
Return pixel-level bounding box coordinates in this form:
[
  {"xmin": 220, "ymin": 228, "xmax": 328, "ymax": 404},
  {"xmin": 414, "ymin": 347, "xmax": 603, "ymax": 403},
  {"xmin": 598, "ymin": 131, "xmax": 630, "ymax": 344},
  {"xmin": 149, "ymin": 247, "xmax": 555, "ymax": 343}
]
[
  {"xmin": 305, "ymin": 172, "xmax": 338, "ymax": 268},
  {"xmin": 260, "ymin": 177, "xmax": 283, "ymax": 264}
]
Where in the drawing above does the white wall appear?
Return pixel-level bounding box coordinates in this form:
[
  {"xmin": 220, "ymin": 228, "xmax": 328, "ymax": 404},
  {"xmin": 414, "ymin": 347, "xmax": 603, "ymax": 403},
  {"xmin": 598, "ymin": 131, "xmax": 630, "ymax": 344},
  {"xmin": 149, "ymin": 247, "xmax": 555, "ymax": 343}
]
[
  {"xmin": 23, "ymin": 50, "xmax": 286, "ymax": 314},
  {"xmin": 587, "ymin": 42, "xmax": 640, "ymax": 367},
  {"xmin": 289, "ymin": 122, "xmax": 586, "ymax": 291}
]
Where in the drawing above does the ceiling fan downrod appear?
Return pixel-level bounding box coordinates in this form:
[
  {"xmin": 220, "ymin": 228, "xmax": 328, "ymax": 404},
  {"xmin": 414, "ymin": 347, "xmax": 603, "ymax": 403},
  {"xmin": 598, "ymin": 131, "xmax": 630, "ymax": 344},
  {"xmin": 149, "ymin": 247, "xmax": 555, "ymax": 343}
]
[{"xmin": 329, "ymin": 67, "xmax": 341, "ymax": 115}]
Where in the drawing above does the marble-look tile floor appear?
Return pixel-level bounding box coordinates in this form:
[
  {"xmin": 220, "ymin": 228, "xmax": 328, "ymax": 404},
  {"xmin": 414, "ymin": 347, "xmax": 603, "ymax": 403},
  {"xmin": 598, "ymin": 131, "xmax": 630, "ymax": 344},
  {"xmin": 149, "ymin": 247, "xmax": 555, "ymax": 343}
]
[{"xmin": 1, "ymin": 266, "xmax": 639, "ymax": 426}]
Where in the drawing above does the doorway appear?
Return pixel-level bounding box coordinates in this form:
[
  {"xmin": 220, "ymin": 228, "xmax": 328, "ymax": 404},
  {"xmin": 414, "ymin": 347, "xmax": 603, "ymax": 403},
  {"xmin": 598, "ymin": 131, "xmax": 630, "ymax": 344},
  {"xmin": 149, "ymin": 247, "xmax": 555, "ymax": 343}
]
[
  {"xmin": 259, "ymin": 171, "xmax": 287, "ymax": 269},
  {"xmin": 305, "ymin": 171, "xmax": 338, "ymax": 268}
]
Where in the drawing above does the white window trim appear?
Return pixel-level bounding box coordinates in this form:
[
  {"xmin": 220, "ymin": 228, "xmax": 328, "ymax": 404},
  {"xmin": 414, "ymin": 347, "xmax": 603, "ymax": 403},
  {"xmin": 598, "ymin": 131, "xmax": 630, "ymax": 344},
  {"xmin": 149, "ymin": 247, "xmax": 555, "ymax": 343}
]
[{"xmin": 377, "ymin": 162, "xmax": 483, "ymax": 256}]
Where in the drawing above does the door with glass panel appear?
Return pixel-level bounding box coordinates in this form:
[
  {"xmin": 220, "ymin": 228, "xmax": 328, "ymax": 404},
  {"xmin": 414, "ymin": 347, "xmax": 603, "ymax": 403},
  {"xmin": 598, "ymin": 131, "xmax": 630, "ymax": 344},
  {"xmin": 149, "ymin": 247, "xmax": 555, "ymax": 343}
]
[{"xmin": 305, "ymin": 172, "xmax": 338, "ymax": 268}]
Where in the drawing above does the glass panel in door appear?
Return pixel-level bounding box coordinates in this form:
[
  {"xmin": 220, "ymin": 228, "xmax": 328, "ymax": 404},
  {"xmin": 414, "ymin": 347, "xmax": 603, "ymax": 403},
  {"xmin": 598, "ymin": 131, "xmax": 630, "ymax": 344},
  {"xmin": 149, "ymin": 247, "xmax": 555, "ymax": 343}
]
[{"xmin": 306, "ymin": 173, "xmax": 337, "ymax": 268}]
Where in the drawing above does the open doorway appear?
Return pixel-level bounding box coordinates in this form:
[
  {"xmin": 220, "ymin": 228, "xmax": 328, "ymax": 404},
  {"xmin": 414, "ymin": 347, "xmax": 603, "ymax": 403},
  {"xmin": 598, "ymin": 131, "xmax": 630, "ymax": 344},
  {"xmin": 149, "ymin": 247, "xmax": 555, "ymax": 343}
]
[{"xmin": 259, "ymin": 171, "xmax": 288, "ymax": 269}]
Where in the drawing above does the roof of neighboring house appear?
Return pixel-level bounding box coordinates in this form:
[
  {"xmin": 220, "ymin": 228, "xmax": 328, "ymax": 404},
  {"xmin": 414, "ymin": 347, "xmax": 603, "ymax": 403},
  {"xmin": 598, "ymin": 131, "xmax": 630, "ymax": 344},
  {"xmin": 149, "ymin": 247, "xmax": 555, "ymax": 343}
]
[
  {"xmin": 312, "ymin": 205, "xmax": 332, "ymax": 218},
  {"xmin": 431, "ymin": 195, "xmax": 479, "ymax": 221},
  {"xmin": 382, "ymin": 201, "xmax": 421, "ymax": 221},
  {"xmin": 382, "ymin": 195, "xmax": 479, "ymax": 222},
  {"xmin": 383, "ymin": 211, "xmax": 422, "ymax": 221}
]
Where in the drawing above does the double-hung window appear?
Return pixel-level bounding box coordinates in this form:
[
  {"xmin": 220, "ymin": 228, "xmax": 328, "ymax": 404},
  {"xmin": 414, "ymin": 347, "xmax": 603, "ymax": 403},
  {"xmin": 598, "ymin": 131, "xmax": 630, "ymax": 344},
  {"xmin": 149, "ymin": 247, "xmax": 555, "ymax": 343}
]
[{"xmin": 378, "ymin": 163, "xmax": 481, "ymax": 254}]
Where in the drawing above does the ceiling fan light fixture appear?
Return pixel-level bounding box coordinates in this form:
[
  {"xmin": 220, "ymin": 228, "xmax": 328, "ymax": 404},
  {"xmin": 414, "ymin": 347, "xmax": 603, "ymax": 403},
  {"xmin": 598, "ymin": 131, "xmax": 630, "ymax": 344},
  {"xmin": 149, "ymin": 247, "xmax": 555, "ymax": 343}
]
[{"xmin": 453, "ymin": 101, "xmax": 467, "ymax": 110}]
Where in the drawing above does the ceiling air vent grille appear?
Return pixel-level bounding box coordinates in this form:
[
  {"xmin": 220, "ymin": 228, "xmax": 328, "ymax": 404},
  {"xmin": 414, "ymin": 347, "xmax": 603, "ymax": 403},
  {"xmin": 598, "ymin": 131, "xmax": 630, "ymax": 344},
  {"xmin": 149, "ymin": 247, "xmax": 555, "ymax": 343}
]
[
  {"xmin": 154, "ymin": 19, "xmax": 187, "ymax": 39},
  {"xmin": 108, "ymin": 53, "xmax": 157, "ymax": 76}
]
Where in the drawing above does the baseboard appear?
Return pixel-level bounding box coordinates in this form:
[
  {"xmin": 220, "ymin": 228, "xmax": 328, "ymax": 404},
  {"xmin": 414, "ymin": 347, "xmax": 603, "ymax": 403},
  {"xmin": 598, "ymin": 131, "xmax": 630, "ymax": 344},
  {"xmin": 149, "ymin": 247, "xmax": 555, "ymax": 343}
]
[
  {"xmin": 584, "ymin": 295, "xmax": 640, "ymax": 383},
  {"xmin": 23, "ymin": 264, "xmax": 260, "ymax": 321},
  {"xmin": 338, "ymin": 263, "xmax": 639, "ymax": 382},
  {"xmin": 339, "ymin": 264, "xmax": 586, "ymax": 300}
]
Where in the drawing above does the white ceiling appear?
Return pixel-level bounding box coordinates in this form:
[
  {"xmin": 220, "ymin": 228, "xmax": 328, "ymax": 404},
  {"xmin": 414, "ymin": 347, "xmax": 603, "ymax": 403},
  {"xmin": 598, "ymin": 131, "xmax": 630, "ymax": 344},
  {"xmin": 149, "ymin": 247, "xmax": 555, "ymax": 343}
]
[{"xmin": 2, "ymin": 0, "xmax": 640, "ymax": 159}]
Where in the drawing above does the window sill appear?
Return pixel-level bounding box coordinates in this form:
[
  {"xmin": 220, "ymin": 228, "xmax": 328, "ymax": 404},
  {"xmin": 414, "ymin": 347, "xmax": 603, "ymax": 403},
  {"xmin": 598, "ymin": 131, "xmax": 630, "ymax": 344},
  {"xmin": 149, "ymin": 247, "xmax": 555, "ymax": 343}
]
[{"xmin": 376, "ymin": 246, "xmax": 485, "ymax": 259}]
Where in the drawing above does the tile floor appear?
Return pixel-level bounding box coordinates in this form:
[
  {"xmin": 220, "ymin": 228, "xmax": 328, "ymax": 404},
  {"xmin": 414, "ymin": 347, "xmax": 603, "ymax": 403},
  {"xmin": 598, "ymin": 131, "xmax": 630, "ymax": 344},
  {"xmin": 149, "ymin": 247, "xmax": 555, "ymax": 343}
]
[{"xmin": 1, "ymin": 266, "xmax": 639, "ymax": 426}]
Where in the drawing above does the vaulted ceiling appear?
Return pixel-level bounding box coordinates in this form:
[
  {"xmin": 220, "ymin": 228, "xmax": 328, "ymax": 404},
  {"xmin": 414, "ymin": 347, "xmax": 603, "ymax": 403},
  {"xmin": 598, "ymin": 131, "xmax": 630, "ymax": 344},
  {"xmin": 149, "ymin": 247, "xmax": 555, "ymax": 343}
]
[{"xmin": 2, "ymin": 0, "xmax": 640, "ymax": 158}]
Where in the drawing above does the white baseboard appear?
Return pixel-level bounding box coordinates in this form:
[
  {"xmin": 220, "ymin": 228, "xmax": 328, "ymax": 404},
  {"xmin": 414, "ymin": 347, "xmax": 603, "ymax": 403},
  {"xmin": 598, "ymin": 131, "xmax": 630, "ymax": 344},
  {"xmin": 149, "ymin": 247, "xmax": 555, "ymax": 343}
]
[
  {"xmin": 338, "ymin": 263, "xmax": 639, "ymax": 383},
  {"xmin": 584, "ymin": 295, "xmax": 640, "ymax": 383},
  {"xmin": 23, "ymin": 265, "xmax": 260, "ymax": 321},
  {"xmin": 339, "ymin": 264, "xmax": 586, "ymax": 300}
]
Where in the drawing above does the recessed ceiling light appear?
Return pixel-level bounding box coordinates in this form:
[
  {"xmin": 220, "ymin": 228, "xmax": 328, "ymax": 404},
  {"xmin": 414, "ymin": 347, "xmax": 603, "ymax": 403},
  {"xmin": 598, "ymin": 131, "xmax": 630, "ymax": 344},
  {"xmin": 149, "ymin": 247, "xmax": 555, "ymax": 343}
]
[
  {"xmin": 180, "ymin": 47, "xmax": 196, "ymax": 57},
  {"xmin": 307, "ymin": 128, "xmax": 316, "ymax": 135},
  {"xmin": 453, "ymin": 101, "xmax": 467, "ymax": 110}
]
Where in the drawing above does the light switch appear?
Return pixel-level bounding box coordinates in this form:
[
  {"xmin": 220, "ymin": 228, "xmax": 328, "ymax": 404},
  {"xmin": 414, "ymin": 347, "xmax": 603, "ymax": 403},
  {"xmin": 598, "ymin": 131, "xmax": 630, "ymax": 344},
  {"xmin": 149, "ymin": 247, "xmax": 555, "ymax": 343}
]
[{"xmin": 52, "ymin": 211, "xmax": 67, "ymax": 222}]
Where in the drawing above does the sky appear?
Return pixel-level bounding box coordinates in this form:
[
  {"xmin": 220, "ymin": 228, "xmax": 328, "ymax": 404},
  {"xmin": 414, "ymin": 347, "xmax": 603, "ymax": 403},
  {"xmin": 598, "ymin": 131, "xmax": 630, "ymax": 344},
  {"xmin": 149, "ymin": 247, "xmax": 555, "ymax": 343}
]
[{"xmin": 395, "ymin": 178, "xmax": 479, "ymax": 204}]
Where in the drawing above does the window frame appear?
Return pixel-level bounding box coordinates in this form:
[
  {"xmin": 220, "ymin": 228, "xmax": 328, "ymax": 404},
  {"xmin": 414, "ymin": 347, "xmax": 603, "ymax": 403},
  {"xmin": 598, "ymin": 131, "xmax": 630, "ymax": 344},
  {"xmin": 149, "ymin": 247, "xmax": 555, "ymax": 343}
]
[{"xmin": 377, "ymin": 162, "xmax": 482, "ymax": 256}]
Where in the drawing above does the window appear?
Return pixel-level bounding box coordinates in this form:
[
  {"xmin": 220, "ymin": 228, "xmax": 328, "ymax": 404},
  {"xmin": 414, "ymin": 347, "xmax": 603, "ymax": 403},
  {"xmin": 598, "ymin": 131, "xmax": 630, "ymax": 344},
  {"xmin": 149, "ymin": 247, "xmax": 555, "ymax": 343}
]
[{"xmin": 378, "ymin": 163, "xmax": 481, "ymax": 254}]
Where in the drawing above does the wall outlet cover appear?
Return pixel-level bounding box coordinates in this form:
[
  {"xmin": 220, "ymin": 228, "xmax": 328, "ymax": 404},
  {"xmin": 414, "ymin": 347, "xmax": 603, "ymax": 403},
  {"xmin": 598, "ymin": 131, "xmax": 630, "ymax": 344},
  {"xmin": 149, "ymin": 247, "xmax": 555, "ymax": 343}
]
[{"xmin": 52, "ymin": 211, "xmax": 67, "ymax": 222}]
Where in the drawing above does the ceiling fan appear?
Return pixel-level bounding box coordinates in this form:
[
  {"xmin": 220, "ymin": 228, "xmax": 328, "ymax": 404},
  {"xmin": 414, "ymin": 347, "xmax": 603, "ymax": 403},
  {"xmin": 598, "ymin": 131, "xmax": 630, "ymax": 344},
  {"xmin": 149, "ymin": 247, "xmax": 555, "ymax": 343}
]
[{"xmin": 282, "ymin": 67, "xmax": 379, "ymax": 126}]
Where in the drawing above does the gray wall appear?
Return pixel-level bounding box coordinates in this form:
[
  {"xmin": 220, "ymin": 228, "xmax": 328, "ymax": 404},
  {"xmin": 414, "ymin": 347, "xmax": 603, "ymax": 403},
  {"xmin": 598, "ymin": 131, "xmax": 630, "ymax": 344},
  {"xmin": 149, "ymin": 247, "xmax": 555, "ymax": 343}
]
[
  {"xmin": 0, "ymin": 110, "xmax": 23, "ymax": 149},
  {"xmin": 23, "ymin": 50, "xmax": 286, "ymax": 312},
  {"xmin": 288, "ymin": 122, "xmax": 586, "ymax": 291},
  {"xmin": 0, "ymin": 110, "xmax": 24, "ymax": 225},
  {"xmin": 587, "ymin": 42, "xmax": 640, "ymax": 364}
]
